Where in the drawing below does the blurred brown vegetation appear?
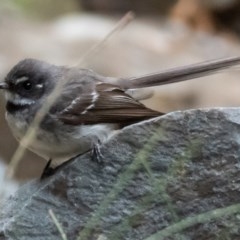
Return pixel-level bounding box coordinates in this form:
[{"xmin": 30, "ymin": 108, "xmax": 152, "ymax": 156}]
[
  {"xmin": 80, "ymin": 0, "xmax": 176, "ymax": 14},
  {"xmin": 171, "ymin": 0, "xmax": 240, "ymax": 37}
]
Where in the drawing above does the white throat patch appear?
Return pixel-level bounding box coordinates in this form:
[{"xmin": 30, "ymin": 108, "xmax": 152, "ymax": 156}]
[{"xmin": 5, "ymin": 92, "xmax": 35, "ymax": 106}]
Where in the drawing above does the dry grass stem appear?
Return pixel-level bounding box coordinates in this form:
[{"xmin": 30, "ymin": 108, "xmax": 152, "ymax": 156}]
[
  {"xmin": 49, "ymin": 209, "xmax": 68, "ymax": 240},
  {"xmin": 75, "ymin": 11, "xmax": 135, "ymax": 67}
]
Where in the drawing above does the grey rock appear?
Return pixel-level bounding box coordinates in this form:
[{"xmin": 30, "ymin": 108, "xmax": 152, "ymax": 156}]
[{"xmin": 1, "ymin": 108, "xmax": 240, "ymax": 240}]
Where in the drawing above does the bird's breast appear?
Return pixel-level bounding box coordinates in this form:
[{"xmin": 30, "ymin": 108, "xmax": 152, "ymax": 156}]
[
  {"xmin": 5, "ymin": 111, "xmax": 29, "ymax": 141},
  {"xmin": 5, "ymin": 111, "xmax": 118, "ymax": 167}
]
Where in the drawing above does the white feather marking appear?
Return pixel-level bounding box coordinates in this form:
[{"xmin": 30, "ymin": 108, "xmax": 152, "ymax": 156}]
[
  {"xmin": 61, "ymin": 96, "xmax": 81, "ymax": 113},
  {"xmin": 62, "ymin": 91, "xmax": 99, "ymax": 115},
  {"xmin": 81, "ymin": 91, "xmax": 99, "ymax": 115},
  {"xmin": 71, "ymin": 96, "xmax": 81, "ymax": 107}
]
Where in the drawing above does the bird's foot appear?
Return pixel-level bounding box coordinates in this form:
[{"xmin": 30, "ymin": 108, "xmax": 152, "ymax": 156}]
[
  {"xmin": 40, "ymin": 142, "xmax": 104, "ymax": 179},
  {"xmin": 91, "ymin": 140, "xmax": 104, "ymax": 164}
]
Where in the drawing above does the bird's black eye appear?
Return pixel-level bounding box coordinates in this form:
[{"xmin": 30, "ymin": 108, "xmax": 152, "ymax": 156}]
[{"xmin": 22, "ymin": 81, "xmax": 32, "ymax": 91}]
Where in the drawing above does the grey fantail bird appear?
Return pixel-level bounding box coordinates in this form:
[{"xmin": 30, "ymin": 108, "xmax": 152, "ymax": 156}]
[{"xmin": 1, "ymin": 57, "xmax": 240, "ymax": 177}]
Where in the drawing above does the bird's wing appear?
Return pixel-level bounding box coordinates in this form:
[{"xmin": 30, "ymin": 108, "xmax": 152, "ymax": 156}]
[{"xmin": 57, "ymin": 82, "xmax": 162, "ymax": 126}]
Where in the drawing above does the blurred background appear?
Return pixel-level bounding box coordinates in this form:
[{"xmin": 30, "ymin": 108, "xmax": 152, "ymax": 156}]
[{"xmin": 0, "ymin": 0, "xmax": 240, "ymax": 191}]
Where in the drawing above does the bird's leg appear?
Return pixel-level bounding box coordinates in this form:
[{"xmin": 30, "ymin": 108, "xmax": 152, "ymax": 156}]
[
  {"xmin": 40, "ymin": 156, "xmax": 79, "ymax": 180},
  {"xmin": 40, "ymin": 159, "xmax": 55, "ymax": 179},
  {"xmin": 91, "ymin": 139, "xmax": 104, "ymax": 164},
  {"xmin": 40, "ymin": 142, "xmax": 104, "ymax": 179}
]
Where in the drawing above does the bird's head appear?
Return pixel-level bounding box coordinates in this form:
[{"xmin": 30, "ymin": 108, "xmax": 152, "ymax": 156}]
[{"xmin": 0, "ymin": 59, "xmax": 58, "ymax": 113}]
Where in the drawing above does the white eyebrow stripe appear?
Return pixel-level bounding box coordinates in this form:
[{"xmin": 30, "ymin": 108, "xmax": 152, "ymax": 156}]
[{"xmin": 15, "ymin": 76, "xmax": 29, "ymax": 84}]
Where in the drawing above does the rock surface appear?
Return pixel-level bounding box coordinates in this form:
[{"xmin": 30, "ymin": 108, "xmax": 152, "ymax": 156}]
[{"xmin": 1, "ymin": 108, "xmax": 240, "ymax": 240}]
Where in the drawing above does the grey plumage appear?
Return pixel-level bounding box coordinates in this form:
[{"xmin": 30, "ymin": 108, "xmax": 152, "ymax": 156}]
[{"xmin": 1, "ymin": 56, "xmax": 240, "ymax": 169}]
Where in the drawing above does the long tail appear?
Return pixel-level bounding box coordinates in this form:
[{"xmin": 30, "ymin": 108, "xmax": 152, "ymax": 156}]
[{"xmin": 117, "ymin": 56, "xmax": 240, "ymax": 89}]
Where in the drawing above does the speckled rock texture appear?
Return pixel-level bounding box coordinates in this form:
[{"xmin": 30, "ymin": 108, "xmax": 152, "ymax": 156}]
[{"xmin": 1, "ymin": 108, "xmax": 240, "ymax": 240}]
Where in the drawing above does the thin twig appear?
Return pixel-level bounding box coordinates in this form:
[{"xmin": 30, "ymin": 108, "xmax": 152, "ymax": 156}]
[
  {"xmin": 49, "ymin": 209, "xmax": 68, "ymax": 240},
  {"xmin": 75, "ymin": 11, "xmax": 135, "ymax": 67}
]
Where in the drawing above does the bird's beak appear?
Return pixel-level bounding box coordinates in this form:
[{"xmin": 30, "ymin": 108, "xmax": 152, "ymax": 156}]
[{"xmin": 0, "ymin": 82, "xmax": 8, "ymax": 90}]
